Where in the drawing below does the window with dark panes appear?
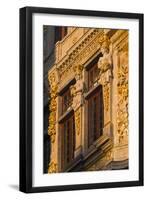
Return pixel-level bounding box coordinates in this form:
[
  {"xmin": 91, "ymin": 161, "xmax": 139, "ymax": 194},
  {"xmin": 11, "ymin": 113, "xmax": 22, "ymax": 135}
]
[
  {"xmin": 88, "ymin": 62, "xmax": 98, "ymax": 90},
  {"xmin": 88, "ymin": 85, "xmax": 104, "ymax": 147},
  {"xmin": 61, "ymin": 113, "xmax": 75, "ymax": 170}
]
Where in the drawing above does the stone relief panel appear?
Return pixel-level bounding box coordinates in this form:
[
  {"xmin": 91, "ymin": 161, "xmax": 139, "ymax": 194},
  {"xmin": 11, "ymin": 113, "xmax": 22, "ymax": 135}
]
[{"xmin": 117, "ymin": 49, "xmax": 128, "ymax": 144}]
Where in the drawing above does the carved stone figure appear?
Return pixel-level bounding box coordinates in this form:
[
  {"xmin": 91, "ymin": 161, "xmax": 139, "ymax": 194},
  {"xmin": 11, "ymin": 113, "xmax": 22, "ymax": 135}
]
[
  {"xmin": 97, "ymin": 35, "xmax": 113, "ymax": 112},
  {"xmin": 97, "ymin": 35, "xmax": 113, "ymax": 85},
  {"xmin": 70, "ymin": 65, "xmax": 84, "ymax": 110}
]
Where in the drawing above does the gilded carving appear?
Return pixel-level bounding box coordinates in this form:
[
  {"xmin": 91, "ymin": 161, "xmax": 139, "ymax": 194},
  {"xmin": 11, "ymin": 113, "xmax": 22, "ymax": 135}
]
[
  {"xmin": 48, "ymin": 162, "xmax": 57, "ymax": 173},
  {"xmin": 48, "ymin": 72, "xmax": 58, "ymax": 143}
]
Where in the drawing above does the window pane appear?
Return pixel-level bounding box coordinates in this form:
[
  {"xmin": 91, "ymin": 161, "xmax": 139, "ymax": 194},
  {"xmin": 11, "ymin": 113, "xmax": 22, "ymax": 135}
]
[{"xmin": 88, "ymin": 86, "xmax": 104, "ymax": 147}]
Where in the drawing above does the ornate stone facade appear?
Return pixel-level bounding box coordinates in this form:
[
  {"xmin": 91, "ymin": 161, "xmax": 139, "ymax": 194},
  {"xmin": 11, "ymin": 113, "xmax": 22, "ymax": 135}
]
[{"xmin": 47, "ymin": 27, "xmax": 129, "ymax": 173}]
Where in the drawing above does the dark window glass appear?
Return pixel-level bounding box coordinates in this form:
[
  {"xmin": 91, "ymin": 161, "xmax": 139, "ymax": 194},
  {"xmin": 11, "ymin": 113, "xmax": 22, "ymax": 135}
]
[
  {"xmin": 88, "ymin": 62, "xmax": 98, "ymax": 90},
  {"xmin": 61, "ymin": 113, "xmax": 75, "ymax": 170},
  {"xmin": 88, "ymin": 86, "xmax": 104, "ymax": 147}
]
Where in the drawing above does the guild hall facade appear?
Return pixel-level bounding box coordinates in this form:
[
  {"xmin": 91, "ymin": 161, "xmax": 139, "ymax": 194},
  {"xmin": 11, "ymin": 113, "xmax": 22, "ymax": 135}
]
[{"xmin": 47, "ymin": 27, "xmax": 128, "ymax": 173}]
